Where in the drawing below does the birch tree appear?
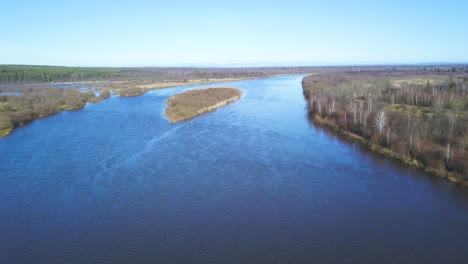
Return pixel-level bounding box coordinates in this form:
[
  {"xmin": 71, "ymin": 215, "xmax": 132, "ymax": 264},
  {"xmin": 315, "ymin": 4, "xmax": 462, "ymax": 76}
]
[{"xmin": 374, "ymin": 111, "xmax": 387, "ymax": 135}]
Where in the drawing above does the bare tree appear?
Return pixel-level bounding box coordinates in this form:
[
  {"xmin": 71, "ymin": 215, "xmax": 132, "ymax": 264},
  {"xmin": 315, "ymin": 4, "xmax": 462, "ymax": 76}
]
[
  {"xmin": 386, "ymin": 127, "xmax": 390, "ymax": 146},
  {"xmin": 351, "ymin": 101, "xmax": 357, "ymax": 125},
  {"xmin": 446, "ymin": 143, "xmax": 451, "ymax": 165},
  {"xmin": 359, "ymin": 100, "xmax": 363, "ymax": 125},
  {"xmin": 374, "ymin": 111, "xmax": 387, "ymax": 135},
  {"xmin": 317, "ymin": 101, "xmax": 322, "ymax": 116}
]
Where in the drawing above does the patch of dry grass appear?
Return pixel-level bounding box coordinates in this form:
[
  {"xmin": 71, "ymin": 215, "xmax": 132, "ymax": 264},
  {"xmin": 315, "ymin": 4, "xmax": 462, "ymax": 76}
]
[
  {"xmin": 137, "ymin": 78, "xmax": 243, "ymax": 90},
  {"xmin": 165, "ymin": 87, "xmax": 242, "ymax": 123}
]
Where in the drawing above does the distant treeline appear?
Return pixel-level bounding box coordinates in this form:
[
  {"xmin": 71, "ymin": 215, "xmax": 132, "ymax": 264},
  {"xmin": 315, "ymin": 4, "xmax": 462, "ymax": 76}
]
[
  {"xmin": 0, "ymin": 65, "xmax": 124, "ymax": 84},
  {"xmin": 2, "ymin": 64, "xmax": 468, "ymax": 84},
  {"xmin": 0, "ymin": 65, "xmax": 300, "ymax": 84}
]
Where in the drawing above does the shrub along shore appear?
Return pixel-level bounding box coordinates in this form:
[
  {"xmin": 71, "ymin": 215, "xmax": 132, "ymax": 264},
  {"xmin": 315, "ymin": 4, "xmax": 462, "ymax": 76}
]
[{"xmin": 0, "ymin": 88, "xmax": 110, "ymax": 138}]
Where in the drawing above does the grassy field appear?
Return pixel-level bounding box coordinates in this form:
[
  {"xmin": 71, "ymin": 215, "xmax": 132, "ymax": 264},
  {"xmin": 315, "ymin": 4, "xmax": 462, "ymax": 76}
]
[
  {"xmin": 102, "ymin": 77, "xmax": 249, "ymax": 97},
  {"xmin": 136, "ymin": 78, "xmax": 243, "ymax": 89},
  {"xmin": 165, "ymin": 87, "xmax": 243, "ymax": 123},
  {"xmin": 302, "ymin": 72, "xmax": 468, "ymax": 185}
]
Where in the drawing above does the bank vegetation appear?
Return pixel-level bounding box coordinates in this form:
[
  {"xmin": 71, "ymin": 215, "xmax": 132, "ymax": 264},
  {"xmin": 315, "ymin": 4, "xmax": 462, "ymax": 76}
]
[
  {"xmin": 302, "ymin": 73, "xmax": 468, "ymax": 186},
  {"xmin": 0, "ymin": 87, "xmax": 110, "ymax": 137}
]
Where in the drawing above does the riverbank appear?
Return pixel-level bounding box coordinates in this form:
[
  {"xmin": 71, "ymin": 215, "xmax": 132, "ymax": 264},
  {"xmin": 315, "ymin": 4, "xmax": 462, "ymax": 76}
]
[
  {"xmin": 0, "ymin": 78, "xmax": 245, "ymax": 139},
  {"xmin": 310, "ymin": 114, "xmax": 468, "ymax": 187},
  {"xmin": 165, "ymin": 87, "xmax": 242, "ymax": 123},
  {"xmin": 0, "ymin": 88, "xmax": 109, "ymax": 139},
  {"xmin": 302, "ymin": 73, "xmax": 468, "ymax": 187}
]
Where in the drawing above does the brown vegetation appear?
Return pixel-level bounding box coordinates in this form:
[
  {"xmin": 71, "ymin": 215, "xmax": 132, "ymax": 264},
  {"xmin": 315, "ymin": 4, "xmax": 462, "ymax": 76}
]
[
  {"xmin": 118, "ymin": 86, "xmax": 146, "ymax": 97},
  {"xmin": 104, "ymin": 77, "xmax": 258, "ymax": 97},
  {"xmin": 165, "ymin": 87, "xmax": 242, "ymax": 123},
  {"xmin": 302, "ymin": 72, "xmax": 468, "ymax": 186},
  {"xmin": 0, "ymin": 87, "xmax": 110, "ymax": 138}
]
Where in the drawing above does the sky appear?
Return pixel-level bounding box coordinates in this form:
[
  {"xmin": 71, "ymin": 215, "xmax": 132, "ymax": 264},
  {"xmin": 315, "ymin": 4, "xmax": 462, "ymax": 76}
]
[{"xmin": 1, "ymin": 0, "xmax": 467, "ymax": 67}]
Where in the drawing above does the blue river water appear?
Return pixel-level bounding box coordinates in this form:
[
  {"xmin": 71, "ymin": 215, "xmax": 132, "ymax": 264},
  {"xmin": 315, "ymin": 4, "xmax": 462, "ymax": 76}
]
[{"xmin": 1, "ymin": 75, "xmax": 468, "ymax": 263}]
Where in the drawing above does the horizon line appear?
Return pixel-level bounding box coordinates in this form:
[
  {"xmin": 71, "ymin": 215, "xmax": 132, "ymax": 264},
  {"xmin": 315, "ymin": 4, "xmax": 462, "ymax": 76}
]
[{"xmin": 1, "ymin": 61, "xmax": 468, "ymax": 68}]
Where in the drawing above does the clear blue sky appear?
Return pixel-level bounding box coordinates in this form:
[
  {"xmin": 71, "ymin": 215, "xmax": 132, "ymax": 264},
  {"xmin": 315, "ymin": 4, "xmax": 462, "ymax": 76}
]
[{"xmin": 1, "ymin": 0, "xmax": 467, "ymax": 66}]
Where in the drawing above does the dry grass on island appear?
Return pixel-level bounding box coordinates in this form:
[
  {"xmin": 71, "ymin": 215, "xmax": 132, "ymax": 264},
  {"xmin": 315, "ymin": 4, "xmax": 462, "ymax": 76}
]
[
  {"xmin": 165, "ymin": 87, "xmax": 243, "ymax": 123},
  {"xmin": 112, "ymin": 78, "xmax": 246, "ymax": 97}
]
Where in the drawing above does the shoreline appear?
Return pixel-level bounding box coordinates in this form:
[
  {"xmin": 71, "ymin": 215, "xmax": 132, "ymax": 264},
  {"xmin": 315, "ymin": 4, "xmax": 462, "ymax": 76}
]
[
  {"xmin": 0, "ymin": 78, "xmax": 251, "ymax": 139},
  {"xmin": 0, "ymin": 74, "xmax": 300, "ymax": 90},
  {"xmin": 0, "ymin": 103, "xmax": 87, "ymax": 139},
  {"xmin": 0, "ymin": 77, "xmax": 256, "ymax": 89},
  {"xmin": 118, "ymin": 78, "xmax": 250, "ymax": 97},
  {"xmin": 310, "ymin": 114, "xmax": 468, "ymax": 187}
]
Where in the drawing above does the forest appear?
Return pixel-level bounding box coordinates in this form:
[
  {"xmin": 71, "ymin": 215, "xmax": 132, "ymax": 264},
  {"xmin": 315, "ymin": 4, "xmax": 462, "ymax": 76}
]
[
  {"xmin": 302, "ymin": 72, "xmax": 468, "ymax": 184},
  {"xmin": 0, "ymin": 65, "xmax": 313, "ymax": 84},
  {"xmin": 2, "ymin": 64, "xmax": 468, "ymax": 84}
]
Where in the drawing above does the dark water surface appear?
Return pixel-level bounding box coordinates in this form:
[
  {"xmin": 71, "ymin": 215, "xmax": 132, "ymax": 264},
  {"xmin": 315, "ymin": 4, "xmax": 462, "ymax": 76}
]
[{"xmin": 1, "ymin": 75, "xmax": 468, "ymax": 263}]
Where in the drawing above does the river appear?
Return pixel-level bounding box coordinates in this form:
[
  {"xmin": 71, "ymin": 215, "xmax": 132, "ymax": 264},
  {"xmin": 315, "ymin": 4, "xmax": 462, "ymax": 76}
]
[{"xmin": 1, "ymin": 75, "xmax": 467, "ymax": 263}]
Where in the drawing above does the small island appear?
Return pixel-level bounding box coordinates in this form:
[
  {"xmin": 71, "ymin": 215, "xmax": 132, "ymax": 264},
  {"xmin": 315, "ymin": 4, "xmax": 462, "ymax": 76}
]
[{"xmin": 164, "ymin": 87, "xmax": 243, "ymax": 123}]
